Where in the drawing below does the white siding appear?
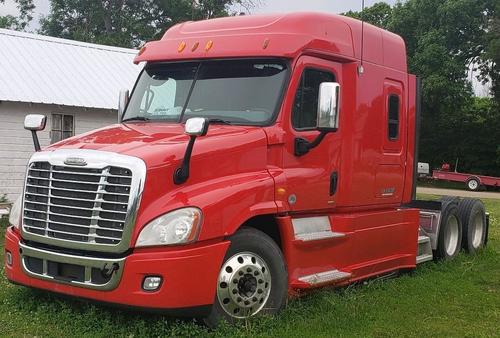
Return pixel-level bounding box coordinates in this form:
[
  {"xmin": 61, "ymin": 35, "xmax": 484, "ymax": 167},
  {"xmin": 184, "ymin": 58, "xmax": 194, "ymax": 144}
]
[{"xmin": 0, "ymin": 101, "xmax": 117, "ymax": 201}]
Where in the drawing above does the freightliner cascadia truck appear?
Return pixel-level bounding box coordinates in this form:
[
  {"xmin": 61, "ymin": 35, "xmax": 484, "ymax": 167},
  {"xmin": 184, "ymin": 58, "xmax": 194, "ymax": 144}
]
[{"xmin": 4, "ymin": 13, "xmax": 489, "ymax": 326}]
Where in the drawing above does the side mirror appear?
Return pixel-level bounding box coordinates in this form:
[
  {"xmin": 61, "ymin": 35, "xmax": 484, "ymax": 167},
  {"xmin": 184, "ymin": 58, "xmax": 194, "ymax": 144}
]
[
  {"xmin": 174, "ymin": 118, "xmax": 210, "ymax": 185},
  {"xmin": 24, "ymin": 114, "xmax": 47, "ymax": 131},
  {"xmin": 185, "ymin": 117, "xmax": 209, "ymax": 136},
  {"xmin": 24, "ymin": 114, "xmax": 47, "ymax": 152},
  {"xmin": 317, "ymin": 82, "xmax": 340, "ymax": 131},
  {"xmin": 118, "ymin": 89, "xmax": 129, "ymax": 122},
  {"xmin": 294, "ymin": 82, "xmax": 340, "ymax": 157}
]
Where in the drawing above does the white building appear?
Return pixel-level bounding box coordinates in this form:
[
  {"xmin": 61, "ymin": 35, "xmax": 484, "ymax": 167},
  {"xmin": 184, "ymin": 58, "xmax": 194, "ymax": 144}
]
[{"xmin": 0, "ymin": 29, "xmax": 142, "ymax": 201}]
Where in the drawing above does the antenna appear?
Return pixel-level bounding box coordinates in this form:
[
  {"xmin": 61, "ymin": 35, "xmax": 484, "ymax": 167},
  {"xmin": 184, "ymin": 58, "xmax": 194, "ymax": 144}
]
[{"xmin": 359, "ymin": 0, "xmax": 365, "ymax": 75}]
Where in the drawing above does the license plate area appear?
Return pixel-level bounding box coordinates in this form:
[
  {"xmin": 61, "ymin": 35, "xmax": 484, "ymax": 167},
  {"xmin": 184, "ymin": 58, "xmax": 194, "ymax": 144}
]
[{"xmin": 48, "ymin": 261, "xmax": 85, "ymax": 282}]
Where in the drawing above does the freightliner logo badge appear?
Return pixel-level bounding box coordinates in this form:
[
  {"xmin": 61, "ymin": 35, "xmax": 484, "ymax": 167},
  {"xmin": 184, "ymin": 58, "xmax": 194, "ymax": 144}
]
[{"xmin": 64, "ymin": 157, "xmax": 87, "ymax": 166}]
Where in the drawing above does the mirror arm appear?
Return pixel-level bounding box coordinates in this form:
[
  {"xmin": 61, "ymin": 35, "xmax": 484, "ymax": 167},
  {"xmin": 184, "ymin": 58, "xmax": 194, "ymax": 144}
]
[
  {"xmin": 294, "ymin": 129, "xmax": 337, "ymax": 157},
  {"xmin": 173, "ymin": 135, "xmax": 197, "ymax": 185},
  {"xmin": 30, "ymin": 130, "xmax": 41, "ymax": 152}
]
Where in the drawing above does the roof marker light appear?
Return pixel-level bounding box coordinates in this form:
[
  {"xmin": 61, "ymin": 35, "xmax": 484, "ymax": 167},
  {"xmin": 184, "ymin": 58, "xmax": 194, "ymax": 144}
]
[
  {"xmin": 178, "ymin": 41, "xmax": 186, "ymax": 53},
  {"xmin": 263, "ymin": 39, "xmax": 270, "ymax": 49},
  {"xmin": 137, "ymin": 46, "xmax": 146, "ymax": 56},
  {"xmin": 192, "ymin": 41, "xmax": 199, "ymax": 52},
  {"xmin": 205, "ymin": 40, "xmax": 214, "ymax": 51}
]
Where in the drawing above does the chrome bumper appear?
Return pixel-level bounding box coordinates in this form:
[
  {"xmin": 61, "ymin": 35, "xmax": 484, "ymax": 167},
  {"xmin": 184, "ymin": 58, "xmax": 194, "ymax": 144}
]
[{"xmin": 19, "ymin": 242, "xmax": 125, "ymax": 291}]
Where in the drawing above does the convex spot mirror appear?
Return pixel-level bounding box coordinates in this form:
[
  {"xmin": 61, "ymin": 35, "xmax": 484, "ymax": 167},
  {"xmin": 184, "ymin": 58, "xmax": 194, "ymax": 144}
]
[
  {"xmin": 118, "ymin": 89, "xmax": 130, "ymax": 122},
  {"xmin": 185, "ymin": 117, "xmax": 209, "ymax": 137},
  {"xmin": 317, "ymin": 82, "xmax": 340, "ymax": 131},
  {"xmin": 24, "ymin": 114, "xmax": 47, "ymax": 131}
]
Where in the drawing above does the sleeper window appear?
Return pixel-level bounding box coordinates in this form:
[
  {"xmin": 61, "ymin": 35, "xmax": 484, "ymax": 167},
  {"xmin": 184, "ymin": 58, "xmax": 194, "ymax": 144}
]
[
  {"xmin": 292, "ymin": 68, "xmax": 335, "ymax": 130},
  {"xmin": 51, "ymin": 114, "xmax": 74, "ymax": 143},
  {"xmin": 388, "ymin": 95, "xmax": 400, "ymax": 140}
]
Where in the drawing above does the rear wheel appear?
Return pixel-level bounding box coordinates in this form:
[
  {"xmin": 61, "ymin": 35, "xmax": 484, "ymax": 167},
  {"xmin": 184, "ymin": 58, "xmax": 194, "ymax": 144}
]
[
  {"xmin": 466, "ymin": 178, "xmax": 480, "ymax": 191},
  {"xmin": 435, "ymin": 203, "xmax": 462, "ymax": 260},
  {"xmin": 203, "ymin": 228, "xmax": 287, "ymax": 327},
  {"xmin": 458, "ymin": 198, "xmax": 487, "ymax": 253}
]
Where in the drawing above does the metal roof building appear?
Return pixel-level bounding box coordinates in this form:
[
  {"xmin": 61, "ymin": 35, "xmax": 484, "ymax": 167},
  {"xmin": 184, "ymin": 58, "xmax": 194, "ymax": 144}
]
[
  {"xmin": 0, "ymin": 29, "xmax": 141, "ymax": 109},
  {"xmin": 0, "ymin": 29, "xmax": 142, "ymax": 201}
]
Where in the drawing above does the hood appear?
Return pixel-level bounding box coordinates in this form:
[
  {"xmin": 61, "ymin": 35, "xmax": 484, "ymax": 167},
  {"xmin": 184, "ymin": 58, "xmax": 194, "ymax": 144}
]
[{"xmin": 45, "ymin": 123, "xmax": 269, "ymax": 169}]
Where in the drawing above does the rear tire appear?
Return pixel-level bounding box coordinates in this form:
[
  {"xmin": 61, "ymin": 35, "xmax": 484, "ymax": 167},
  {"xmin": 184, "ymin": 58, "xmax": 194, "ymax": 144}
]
[
  {"xmin": 435, "ymin": 203, "xmax": 462, "ymax": 260},
  {"xmin": 203, "ymin": 228, "xmax": 287, "ymax": 328},
  {"xmin": 466, "ymin": 178, "xmax": 480, "ymax": 191},
  {"xmin": 458, "ymin": 198, "xmax": 487, "ymax": 254}
]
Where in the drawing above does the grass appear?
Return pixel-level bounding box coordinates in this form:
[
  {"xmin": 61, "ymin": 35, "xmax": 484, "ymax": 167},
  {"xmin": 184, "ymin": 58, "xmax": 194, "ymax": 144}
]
[{"xmin": 1, "ymin": 196, "xmax": 499, "ymax": 337}]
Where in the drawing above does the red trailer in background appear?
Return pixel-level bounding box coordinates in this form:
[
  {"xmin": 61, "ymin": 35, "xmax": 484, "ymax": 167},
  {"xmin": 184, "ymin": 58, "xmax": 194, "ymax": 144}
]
[{"xmin": 433, "ymin": 168, "xmax": 500, "ymax": 191}]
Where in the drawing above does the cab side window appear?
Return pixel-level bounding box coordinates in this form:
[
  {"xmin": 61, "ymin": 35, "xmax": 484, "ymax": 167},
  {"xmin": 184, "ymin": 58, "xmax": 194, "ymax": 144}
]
[
  {"xmin": 292, "ymin": 68, "xmax": 335, "ymax": 130},
  {"xmin": 388, "ymin": 94, "xmax": 400, "ymax": 140}
]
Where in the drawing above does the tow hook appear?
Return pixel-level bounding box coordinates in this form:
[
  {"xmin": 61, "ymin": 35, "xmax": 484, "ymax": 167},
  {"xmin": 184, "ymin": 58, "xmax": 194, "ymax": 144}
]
[{"xmin": 102, "ymin": 263, "xmax": 120, "ymax": 278}]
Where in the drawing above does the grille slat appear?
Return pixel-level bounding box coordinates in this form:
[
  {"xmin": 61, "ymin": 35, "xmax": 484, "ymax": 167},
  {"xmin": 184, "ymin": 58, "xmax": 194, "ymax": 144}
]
[
  {"xmin": 24, "ymin": 225, "xmax": 122, "ymax": 242},
  {"xmin": 23, "ymin": 162, "xmax": 132, "ymax": 245}
]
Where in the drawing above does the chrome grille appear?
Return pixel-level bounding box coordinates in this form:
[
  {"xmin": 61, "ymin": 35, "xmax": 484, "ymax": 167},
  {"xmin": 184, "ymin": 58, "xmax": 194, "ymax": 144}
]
[{"xmin": 23, "ymin": 161, "xmax": 133, "ymax": 245}]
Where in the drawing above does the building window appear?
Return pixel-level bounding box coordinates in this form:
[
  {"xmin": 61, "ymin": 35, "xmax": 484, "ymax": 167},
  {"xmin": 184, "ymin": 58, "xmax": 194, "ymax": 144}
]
[
  {"xmin": 292, "ymin": 68, "xmax": 336, "ymax": 130},
  {"xmin": 51, "ymin": 114, "xmax": 74, "ymax": 143},
  {"xmin": 388, "ymin": 95, "xmax": 400, "ymax": 140}
]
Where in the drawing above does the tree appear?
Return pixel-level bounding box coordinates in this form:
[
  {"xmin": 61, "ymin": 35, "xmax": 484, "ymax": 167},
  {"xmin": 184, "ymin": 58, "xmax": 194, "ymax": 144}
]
[
  {"xmin": 0, "ymin": 0, "xmax": 34, "ymax": 30},
  {"xmin": 344, "ymin": 2, "xmax": 392, "ymax": 29},
  {"xmin": 344, "ymin": 1, "xmax": 499, "ymax": 175},
  {"xmin": 40, "ymin": 0, "xmax": 261, "ymax": 48}
]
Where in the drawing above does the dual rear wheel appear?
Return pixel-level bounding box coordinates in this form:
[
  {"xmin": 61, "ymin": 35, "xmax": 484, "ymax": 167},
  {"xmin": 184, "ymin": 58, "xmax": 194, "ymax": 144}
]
[{"xmin": 436, "ymin": 197, "xmax": 487, "ymax": 260}]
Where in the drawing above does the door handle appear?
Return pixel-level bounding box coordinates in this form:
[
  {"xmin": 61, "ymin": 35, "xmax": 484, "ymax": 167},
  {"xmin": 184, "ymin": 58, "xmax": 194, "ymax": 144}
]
[{"xmin": 330, "ymin": 171, "xmax": 338, "ymax": 196}]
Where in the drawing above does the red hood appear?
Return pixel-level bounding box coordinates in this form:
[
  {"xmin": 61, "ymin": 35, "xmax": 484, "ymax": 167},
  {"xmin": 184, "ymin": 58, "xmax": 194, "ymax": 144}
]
[{"xmin": 45, "ymin": 123, "xmax": 268, "ymax": 168}]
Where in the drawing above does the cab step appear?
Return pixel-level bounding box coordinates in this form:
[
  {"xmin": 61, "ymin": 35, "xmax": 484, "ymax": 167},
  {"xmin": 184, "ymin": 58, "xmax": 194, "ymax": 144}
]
[
  {"xmin": 416, "ymin": 254, "xmax": 433, "ymax": 264},
  {"xmin": 416, "ymin": 235, "xmax": 433, "ymax": 264},
  {"xmin": 295, "ymin": 231, "xmax": 346, "ymax": 242},
  {"xmin": 298, "ymin": 269, "xmax": 351, "ymax": 286}
]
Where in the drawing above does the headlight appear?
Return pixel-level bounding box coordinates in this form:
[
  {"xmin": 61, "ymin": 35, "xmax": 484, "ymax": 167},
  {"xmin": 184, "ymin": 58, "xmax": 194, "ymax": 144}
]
[
  {"xmin": 9, "ymin": 196, "xmax": 22, "ymax": 229},
  {"xmin": 136, "ymin": 207, "xmax": 202, "ymax": 247}
]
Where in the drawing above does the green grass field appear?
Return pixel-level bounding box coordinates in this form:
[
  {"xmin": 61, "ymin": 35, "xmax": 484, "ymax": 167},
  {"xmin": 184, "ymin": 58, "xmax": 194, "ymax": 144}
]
[{"xmin": 1, "ymin": 196, "xmax": 499, "ymax": 337}]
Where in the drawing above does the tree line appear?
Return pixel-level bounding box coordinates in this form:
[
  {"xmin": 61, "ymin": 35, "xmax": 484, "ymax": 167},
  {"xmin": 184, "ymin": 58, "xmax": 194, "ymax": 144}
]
[
  {"xmin": 1, "ymin": 0, "xmax": 499, "ymax": 176},
  {"xmin": 345, "ymin": 0, "xmax": 499, "ymax": 176}
]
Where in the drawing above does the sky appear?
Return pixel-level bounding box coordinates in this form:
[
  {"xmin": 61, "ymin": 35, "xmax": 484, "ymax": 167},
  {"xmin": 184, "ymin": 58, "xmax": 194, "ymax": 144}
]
[
  {"xmin": 0, "ymin": 0, "xmax": 490, "ymax": 96},
  {"xmin": 1, "ymin": 0, "xmax": 399, "ymax": 26}
]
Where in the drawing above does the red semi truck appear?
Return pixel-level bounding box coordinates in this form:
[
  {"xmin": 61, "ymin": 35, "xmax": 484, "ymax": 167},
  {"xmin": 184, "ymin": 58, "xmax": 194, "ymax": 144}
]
[{"xmin": 4, "ymin": 13, "xmax": 489, "ymax": 325}]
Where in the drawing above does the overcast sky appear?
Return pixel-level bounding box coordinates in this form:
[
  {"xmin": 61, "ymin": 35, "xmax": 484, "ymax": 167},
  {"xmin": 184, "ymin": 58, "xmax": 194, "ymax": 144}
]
[
  {"xmin": 0, "ymin": 0, "xmax": 490, "ymax": 96},
  {"xmin": 1, "ymin": 0, "xmax": 399, "ymax": 27}
]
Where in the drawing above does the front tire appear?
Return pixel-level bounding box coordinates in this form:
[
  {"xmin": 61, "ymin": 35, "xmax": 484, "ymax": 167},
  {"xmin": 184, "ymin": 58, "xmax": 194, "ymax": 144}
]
[{"xmin": 203, "ymin": 228, "xmax": 287, "ymax": 327}]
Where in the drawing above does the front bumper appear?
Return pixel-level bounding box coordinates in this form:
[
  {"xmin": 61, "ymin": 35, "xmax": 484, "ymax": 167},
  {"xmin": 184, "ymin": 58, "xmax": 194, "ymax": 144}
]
[{"xmin": 4, "ymin": 226, "xmax": 229, "ymax": 312}]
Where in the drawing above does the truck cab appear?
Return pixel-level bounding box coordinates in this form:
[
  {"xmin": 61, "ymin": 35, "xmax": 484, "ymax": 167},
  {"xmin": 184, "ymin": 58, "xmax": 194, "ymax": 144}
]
[{"xmin": 4, "ymin": 13, "xmax": 488, "ymax": 325}]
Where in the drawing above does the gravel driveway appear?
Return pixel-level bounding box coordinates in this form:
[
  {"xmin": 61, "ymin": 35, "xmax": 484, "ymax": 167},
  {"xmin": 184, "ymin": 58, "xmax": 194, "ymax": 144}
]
[{"xmin": 417, "ymin": 187, "xmax": 500, "ymax": 200}]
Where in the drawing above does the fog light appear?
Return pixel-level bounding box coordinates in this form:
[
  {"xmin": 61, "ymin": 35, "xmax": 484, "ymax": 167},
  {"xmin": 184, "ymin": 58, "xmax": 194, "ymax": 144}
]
[
  {"xmin": 143, "ymin": 276, "xmax": 162, "ymax": 291},
  {"xmin": 5, "ymin": 251, "xmax": 13, "ymax": 266}
]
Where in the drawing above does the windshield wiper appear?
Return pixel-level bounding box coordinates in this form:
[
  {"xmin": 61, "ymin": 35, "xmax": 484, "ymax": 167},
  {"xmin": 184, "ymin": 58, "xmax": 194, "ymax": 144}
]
[
  {"xmin": 121, "ymin": 116, "xmax": 150, "ymax": 123},
  {"xmin": 209, "ymin": 118, "xmax": 233, "ymax": 125}
]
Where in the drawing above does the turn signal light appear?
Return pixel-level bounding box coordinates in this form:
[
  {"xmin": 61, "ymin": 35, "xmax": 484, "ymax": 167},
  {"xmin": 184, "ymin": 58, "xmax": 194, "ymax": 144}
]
[{"xmin": 178, "ymin": 41, "xmax": 187, "ymax": 53}]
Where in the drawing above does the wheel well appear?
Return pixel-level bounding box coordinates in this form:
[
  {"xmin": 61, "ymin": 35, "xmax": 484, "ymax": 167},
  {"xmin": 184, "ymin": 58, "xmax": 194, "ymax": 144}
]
[
  {"xmin": 239, "ymin": 215, "xmax": 282, "ymax": 249},
  {"xmin": 467, "ymin": 176, "xmax": 481, "ymax": 183}
]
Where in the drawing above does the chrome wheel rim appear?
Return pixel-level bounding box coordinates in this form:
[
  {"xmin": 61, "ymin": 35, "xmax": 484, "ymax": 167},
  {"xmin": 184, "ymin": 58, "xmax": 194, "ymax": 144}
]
[
  {"xmin": 444, "ymin": 215, "xmax": 460, "ymax": 256},
  {"xmin": 217, "ymin": 252, "xmax": 272, "ymax": 319},
  {"xmin": 468, "ymin": 180, "xmax": 478, "ymax": 190},
  {"xmin": 471, "ymin": 213, "xmax": 484, "ymax": 248}
]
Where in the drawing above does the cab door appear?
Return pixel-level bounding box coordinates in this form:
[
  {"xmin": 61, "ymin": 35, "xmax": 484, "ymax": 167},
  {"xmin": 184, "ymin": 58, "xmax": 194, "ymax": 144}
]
[{"xmin": 281, "ymin": 56, "xmax": 343, "ymax": 212}]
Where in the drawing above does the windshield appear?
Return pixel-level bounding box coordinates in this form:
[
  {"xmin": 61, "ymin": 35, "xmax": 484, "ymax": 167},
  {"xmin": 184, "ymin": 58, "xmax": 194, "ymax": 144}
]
[{"xmin": 123, "ymin": 59, "xmax": 289, "ymax": 125}]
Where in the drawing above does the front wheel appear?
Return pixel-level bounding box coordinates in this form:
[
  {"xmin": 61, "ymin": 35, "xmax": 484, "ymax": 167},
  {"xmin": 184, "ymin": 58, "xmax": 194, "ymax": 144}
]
[{"xmin": 203, "ymin": 228, "xmax": 287, "ymax": 327}]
